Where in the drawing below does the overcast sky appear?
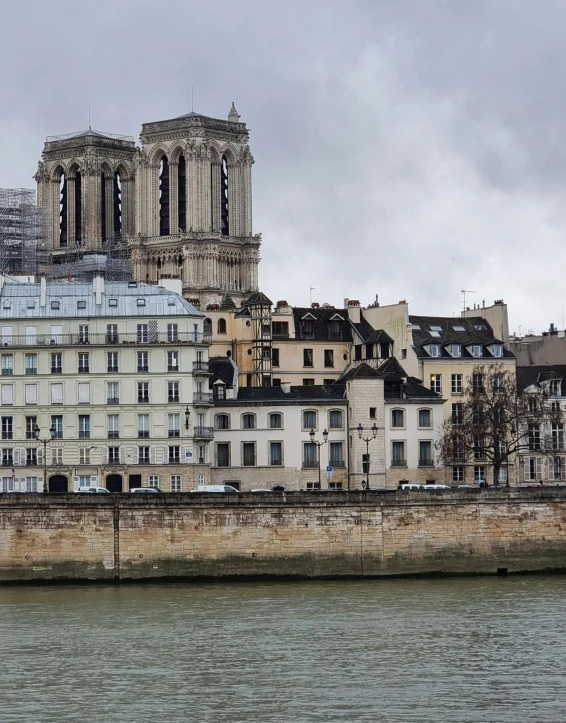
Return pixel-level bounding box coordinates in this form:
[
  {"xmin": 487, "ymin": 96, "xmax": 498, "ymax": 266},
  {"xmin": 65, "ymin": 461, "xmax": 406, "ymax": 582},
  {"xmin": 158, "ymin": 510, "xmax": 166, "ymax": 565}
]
[{"xmin": 1, "ymin": 0, "xmax": 565, "ymax": 334}]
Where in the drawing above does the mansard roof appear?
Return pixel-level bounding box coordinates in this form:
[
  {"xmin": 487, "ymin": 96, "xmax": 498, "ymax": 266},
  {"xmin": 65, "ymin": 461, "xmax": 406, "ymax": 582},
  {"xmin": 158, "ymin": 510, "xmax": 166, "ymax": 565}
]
[
  {"xmin": 516, "ymin": 365, "xmax": 566, "ymax": 393},
  {"xmin": 292, "ymin": 307, "xmax": 352, "ymax": 342},
  {"xmin": 409, "ymin": 314, "xmax": 513, "ymax": 359},
  {"xmin": 209, "ymin": 356, "xmax": 238, "ymax": 388},
  {"xmin": 340, "ymin": 362, "xmax": 382, "ymax": 380},
  {"xmin": 245, "ymin": 292, "xmax": 273, "ymax": 307}
]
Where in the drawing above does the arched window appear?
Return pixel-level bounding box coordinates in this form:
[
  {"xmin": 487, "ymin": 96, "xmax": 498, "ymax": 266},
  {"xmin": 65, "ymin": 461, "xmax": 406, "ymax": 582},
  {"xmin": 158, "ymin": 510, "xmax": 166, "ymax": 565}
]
[
  {"xmin": 391, "ymin": 409, "xmax": 405, "ymax": 428},
  {"xmin": 215, "ymin": 414, "xmax": 231, "ymax": 430},
  {"xmin": 217, "ymin": 318, "xmax": 227, "ymax": 334},
  {"xmin": 59, "ymin": 171, "xmax": 67, "ymax": 248},
  {"xmin": 203, "ymin": 318, "xmax": 212, "ymax": 336},
  {"xmin": 159, "ymin": 155, "xmax": 170, "ymax": 236},
  {"xmin": 113, "ymin": 171, "xmax": 122, "ymax": 240},
  {"xmin": 178, "ymin": 155, "xmax": 186, "ymax": 232},
  {"xmin": 221, "ymin": 155, "xmax": 229, "ymax": 235},
  {"xmin": 241, "ymin": 413, "xmax": 256, "ymax": 430},
  {"xmin": 74, "ymin": 169, "xmax": 82, "ymax": 244},
  {"xmin": 269, "ymin": 413, "xmax": 283, "ymax": 429},
  {"xmin": 328, "ymin": 410, "xmax": 343, "ymax": 429}
]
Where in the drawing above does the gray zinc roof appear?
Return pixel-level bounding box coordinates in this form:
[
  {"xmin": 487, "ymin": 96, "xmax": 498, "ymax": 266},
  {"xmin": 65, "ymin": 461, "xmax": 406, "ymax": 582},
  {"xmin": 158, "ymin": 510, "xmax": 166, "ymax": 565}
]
[{"xmin": 0, "ymin": 280, "xmax": 202, "ymax": 319}]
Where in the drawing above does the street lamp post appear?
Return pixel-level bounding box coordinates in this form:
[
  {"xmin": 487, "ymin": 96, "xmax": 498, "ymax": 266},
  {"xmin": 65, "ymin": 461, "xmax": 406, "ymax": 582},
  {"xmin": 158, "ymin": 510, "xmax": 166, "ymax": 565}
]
[
  {"xmin": 357, "ymin": 422, "xmax": 378, "ymax": 490},
  {"xmin": 34, "ymin": 425, "xmax": 56, "ymax": 494},
  {"xmin": 309, "ymin": 428, "xmax": 329, "ymax": 489},
  {"xmin": 184, "ymin": 405, "xmax": 191, "ymax": 434}
]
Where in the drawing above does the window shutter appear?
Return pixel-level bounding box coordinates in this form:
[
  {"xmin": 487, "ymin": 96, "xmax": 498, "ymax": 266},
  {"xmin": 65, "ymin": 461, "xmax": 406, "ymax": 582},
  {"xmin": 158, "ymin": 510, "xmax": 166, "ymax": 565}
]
[
  {"xmin": 13, "ymin": 448, "xmax": 21, "ymax": 466},
  {"xmin": 1, "ymin": 384, "xmax": 13, "ymax": 405},
  {"xmin": 536, "ymin": 458, "xmax": 542, "ymax": 479},
  {"xmin": 134, "ymin": 447, "xmax": 139, "ymax": 464},
  {"xmin": 36, "ymin": 476, "xmax": 43, "ymax": 491},
  {"xmin": 73, "ymin": 476, "xmax": 80, "ymax": 491},
  {"xmin": 78, "ymin": 383, "xmax": 90, "ymax": 404},
  {"xmin": 149, "ymin": 446, "xmax": 155, "ymax": 464},
  {"xmin": 90, "ymin": 475, "xmax": 98, "ymax": 485},
  {"xmin": 25, "ymin": 384, "xmax": 37, "ymax": 405},
  {"xmin": 51, "ymin": 383, "xmax": 63, "ymax": 404},
  {"xmin": 36, "ymin": 447, "xmax": 43, "ymax": 465},
  {"xmin": 523, "ymin": 459, "xmax": 530, "ymax": 481},
  {"xmin": 103, "ymin": 447, "xmax": 109, "ymax": 464},
  {"xmin": 162, "ymin": 446, "xmax": 168, "ymax": 464},
  {"xmin": 179, "ymin": 445, "xmax": 186, "ymax": 464}
]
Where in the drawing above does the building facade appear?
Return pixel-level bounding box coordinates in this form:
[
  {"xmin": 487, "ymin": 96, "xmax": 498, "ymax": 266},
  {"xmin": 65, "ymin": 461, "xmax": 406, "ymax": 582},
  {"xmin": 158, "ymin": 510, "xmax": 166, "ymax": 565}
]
[{"xmin": 0, "ymin": 276, "xmax": 212, "ymax": 493}]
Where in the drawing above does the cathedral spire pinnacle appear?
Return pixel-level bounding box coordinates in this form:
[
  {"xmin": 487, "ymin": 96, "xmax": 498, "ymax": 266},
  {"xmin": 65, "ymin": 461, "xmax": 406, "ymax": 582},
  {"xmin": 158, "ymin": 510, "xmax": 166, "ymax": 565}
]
[{"xmin": 228, "ymin": 102, "xmax": 240, "ymax": 122}]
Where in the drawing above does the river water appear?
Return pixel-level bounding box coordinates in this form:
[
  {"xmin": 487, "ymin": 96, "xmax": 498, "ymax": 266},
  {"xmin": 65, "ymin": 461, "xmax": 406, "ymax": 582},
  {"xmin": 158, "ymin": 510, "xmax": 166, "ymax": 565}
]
[{"xmin": 0, "ymin": 577, "xmax": 565, "ymax": 722}]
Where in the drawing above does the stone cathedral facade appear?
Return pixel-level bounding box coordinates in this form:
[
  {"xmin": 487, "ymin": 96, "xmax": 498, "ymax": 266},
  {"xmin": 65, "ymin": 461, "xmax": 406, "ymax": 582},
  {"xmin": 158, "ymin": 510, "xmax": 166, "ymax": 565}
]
[{"xmin": 34, "ymin": 104, "xmax": 261, "ymax": 306}]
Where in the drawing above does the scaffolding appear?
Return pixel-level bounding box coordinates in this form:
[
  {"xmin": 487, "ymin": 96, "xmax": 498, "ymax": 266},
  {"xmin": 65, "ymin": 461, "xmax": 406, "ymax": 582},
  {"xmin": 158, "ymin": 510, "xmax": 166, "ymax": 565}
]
[
  {"xmin": 48, "ymin": 237, "xmax": 133, "ymax": 281},
  {"xmin": 0, "ymin": 188, "xmax": 51, "ymax": 276}
]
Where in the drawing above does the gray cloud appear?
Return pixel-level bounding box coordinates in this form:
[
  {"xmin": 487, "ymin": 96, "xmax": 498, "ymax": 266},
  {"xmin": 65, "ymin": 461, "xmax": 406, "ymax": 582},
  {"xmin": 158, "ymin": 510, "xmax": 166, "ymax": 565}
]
[{"xmin": 1, "ymin": 0, "xmax": 565, "ymax": 334}]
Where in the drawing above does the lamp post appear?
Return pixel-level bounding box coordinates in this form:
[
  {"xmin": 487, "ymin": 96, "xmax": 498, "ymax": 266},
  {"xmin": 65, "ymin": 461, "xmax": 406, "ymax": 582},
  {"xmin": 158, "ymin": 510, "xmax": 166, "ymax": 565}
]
[
  {"xmin": 184, "ymin": 405, "xmax": 191, "ymax": 434},
  {"xmin": 309, "ymin": 428, "xmax": 328, "ymax": 489},
  {"xmin": 34, "ymin": 424, "xmax": 56, "ymax": 494},
  {"xmin": 357, "ymin": 422, "xmax": 378, "ymax": 490}
]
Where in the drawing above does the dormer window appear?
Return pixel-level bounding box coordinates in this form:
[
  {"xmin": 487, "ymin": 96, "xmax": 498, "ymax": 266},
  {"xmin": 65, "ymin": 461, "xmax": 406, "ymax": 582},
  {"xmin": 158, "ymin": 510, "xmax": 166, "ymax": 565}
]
[
  {"xmin": 2, "ymin": 301, "xmax": 10, "ymax": 309},
  {"xmin": 302, "ymin": 319, "xmax": 314, "ymax": 336},
  {"xmin": 109, "ymin": 299, "xmax": 118, "ymax": 307},
  {"xmin": 550, "ymin": 380, "xmax": 561, "ymax": 397},
  {"xmin": 329, "ymin": 320, "xmax": 341, "ymax": 338},
  {"xmin": 492, "ymin": 344, "xmax": 503, "ymax": 358},
  {"xmin": 77, "ymin": 301, "xmax": 86, "ymax": 310},
  {"xmin": 27, "ymin": 300, "xmax": 35, "ymax": 309},
  {"xmin": 429, "ymin": 344, "xmax": 441, "ymax": 358},
  {"xmin": 471, "ymin": 345, "xmax": 482, "ymax": 358},
  {"xmin": 50, "ymin": 301, "xmax": 60, "ymax": 310},
  {"xmin": 137, "ymin": 299, "xmax": 146, "ymax": 307},
  {"xmin": 451, "ymin": 345, "xmax": 461, "ymax": 357}
]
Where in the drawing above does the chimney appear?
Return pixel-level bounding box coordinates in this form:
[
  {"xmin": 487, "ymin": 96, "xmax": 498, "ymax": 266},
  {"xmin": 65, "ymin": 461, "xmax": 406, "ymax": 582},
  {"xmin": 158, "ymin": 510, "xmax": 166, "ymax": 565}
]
[
  {"xmin": 281, "ymin": 382, "xmax": 291, "ymax": 394},
  {"xmin": 343, "ymin": 298, "xmax": 349, "ymax": 309},
  {"xmin": 347, "ymin": 299, "xmax": 361, "ymax": 324},
  {"xmin": 93, "ymin": 274, "xmax": 105, "ymax": 305},
  {"xmin": 40, "ymin": 276, "xmax": 47, "ymax": 308}
]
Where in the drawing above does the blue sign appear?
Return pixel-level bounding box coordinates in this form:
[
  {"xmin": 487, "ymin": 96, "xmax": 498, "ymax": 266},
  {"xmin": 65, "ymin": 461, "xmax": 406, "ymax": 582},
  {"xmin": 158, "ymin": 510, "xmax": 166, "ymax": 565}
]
[{"xmin": 326, "ymin": 466, "xmax": 333, "ymax": 473}]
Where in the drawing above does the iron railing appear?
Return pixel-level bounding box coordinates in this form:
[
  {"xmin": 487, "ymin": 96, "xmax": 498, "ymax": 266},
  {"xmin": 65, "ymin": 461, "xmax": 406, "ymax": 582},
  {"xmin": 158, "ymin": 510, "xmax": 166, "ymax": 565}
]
[
  {"xmin": 193, "ymin": 426, "xmax": 214, "ymax": 439},
  {"xmin": 193, "ymin": 392, "xmax": 213, "ymax": 404},
  {"xmin": 0, "ymin": 331, "xmax": 211, "ymax": 348}
]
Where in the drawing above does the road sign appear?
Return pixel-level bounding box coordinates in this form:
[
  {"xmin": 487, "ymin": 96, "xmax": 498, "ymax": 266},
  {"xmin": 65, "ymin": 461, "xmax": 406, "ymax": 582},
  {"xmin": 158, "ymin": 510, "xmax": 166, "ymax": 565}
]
[{"xmin": 326, "ymin": 466, "xmax": 333, "ymax": 473}]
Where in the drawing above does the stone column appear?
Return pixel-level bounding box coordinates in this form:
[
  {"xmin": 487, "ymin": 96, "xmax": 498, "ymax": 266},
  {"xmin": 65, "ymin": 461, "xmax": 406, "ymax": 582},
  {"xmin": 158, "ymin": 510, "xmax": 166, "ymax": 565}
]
[{"xmin": 169, "ymin": 162, "xmax": 178, "ymax": 236}]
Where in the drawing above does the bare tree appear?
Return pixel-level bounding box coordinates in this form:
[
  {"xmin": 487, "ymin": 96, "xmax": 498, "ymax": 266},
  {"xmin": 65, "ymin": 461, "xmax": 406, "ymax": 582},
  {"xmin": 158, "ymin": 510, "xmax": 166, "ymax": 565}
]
[{"xmin": 437, "ymin": 364, "xmax": 558, "ymax": 485}]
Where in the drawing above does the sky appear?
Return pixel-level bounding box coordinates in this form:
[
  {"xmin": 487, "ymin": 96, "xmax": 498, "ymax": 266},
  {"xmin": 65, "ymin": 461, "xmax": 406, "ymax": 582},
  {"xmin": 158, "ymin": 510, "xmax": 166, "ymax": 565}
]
[{"xmin": 0, "ymin": 0, "xmax": 565, "ymax": 335}]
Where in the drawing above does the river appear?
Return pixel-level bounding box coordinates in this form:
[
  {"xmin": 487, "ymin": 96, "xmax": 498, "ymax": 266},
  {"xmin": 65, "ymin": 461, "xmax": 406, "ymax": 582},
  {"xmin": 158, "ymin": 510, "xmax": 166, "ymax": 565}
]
[{"xmin": 0, "ymin": 576, "xmax": 565, "ymax": 722}]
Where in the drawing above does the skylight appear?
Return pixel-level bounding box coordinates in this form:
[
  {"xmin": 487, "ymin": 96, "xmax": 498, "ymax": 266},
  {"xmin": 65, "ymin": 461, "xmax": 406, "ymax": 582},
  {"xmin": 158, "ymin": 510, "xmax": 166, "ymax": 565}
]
[
  {"xmin": 452, "ymin": 325, "xmax": 466, "ymax": 332},
  {"xmin": 429, "ymin": 326, "xmax": 443, "ymax": 332},
  {"xmin": 430, "ymin": 331, "xmax": 441, "ymax": 338},
  {"xmin": 474, "ymin": 325, "xmax": 487, "ymax": 331},
  {"xmin": 411, "ymin": 324, "xmax": 421, "ymax": 330}
]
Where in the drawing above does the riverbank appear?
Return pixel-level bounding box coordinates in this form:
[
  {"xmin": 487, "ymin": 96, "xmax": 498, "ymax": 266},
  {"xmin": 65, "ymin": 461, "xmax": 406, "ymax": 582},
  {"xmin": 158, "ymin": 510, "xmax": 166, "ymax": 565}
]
[{"xmin": 1, "ymin": 489, "xmax": 565, "ymax": 583}]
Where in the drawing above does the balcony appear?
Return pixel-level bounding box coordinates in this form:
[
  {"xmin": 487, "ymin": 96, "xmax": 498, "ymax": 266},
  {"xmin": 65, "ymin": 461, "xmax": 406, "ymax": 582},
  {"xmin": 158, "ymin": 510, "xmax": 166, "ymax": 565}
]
[
  {"xmin": 107, "ymin": 398, "xmax": 120, "ymax": 405},
  {"xmin": 0, "ymin": 331, "xmax": 212, "ymax": 348},
  {"xmin": 418, "ymin": 459, "xmax": 434, "ymax": 467},
  {"xmin": 193, "ymin": 426, "xmax": 214, "ymax": 439},
  {"xmin": 302, "ymin": 460, "xmax": 319, "ymax": 468},
  {"xmin": 25, "ymin": 368, "xmax": 37, "ymax": 375},
  {"xmin": 330, "ymin": 461, "xmax": 345, "ymax": 468},
  {"xmin": 391, "ymin": 460, "xmax": 407, "ymax": 467},
  {"xmin": 193, "ymin": 361, "xmax": 210, "ymax": 374},
  {"xmin": 193, "ymin": 392, "xmax": 213, "ymax": 405}
]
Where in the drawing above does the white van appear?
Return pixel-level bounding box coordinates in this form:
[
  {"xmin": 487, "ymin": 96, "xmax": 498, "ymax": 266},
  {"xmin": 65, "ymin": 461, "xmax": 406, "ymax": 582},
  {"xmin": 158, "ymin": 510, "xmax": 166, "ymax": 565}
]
[
  {"xmin": 75, "ymin": 486, "xmax": 110, "ymax": 494},
  {"xmin": 191, "ymin": 485, "xmax": 240, "ymax": 494}
]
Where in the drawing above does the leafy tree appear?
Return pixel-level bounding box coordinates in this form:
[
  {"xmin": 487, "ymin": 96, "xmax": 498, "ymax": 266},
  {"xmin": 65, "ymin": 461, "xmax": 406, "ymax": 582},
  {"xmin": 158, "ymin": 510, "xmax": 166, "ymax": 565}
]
[{"xmin": 437, "ymin": 364, "xmax": 558, "ymax": 486}]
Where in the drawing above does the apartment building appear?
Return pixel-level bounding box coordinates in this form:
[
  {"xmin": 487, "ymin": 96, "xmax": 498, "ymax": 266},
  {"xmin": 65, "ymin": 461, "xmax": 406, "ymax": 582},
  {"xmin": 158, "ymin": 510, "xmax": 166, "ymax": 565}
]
[{"xmin": 0, "ymin": 276, "xmax": 211, "ymax": 493}]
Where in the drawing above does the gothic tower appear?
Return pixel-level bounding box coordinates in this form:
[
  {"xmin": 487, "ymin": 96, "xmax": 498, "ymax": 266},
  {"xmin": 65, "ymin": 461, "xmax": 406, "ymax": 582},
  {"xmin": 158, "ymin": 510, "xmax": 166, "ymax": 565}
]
[{"xmin": 130, "ymin": 103, "xmax": 261, "ymax": 307}]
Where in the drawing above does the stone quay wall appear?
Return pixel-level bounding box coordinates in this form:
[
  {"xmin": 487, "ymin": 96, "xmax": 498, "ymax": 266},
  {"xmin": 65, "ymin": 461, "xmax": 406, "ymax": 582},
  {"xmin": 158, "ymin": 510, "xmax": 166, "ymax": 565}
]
[{"xmin": 0, "ymin": 490, "xmax": 566, "ymax": 582}]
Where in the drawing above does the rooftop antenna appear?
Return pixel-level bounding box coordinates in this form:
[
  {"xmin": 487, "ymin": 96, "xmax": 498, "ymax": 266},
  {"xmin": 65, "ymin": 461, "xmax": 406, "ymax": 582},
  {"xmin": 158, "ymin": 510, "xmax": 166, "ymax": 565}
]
[
  {"xmin": 461, "ymin": 289, "xmax": 475, "ymax": 313},
  {"xmin": 191, "ymin": 85, "xmax": 194, "ymax": 112},
  {"xmin": 310, "ymin": 286, "xmax": 315, "ymax": 305},
  {"xmin": 88, "ymin": 103, "xmax": 91, "ymax": 131}
]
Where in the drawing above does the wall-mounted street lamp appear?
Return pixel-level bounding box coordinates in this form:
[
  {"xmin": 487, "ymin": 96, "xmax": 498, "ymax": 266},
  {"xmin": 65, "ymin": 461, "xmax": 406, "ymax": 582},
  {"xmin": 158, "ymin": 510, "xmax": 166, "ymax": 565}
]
[
  {"xmin": 34, "ymin": 424, "xmax": 56, "ymax": 494},
  {"xmin": 185, "ymin": 405, "xmax": 191, "ymax": 433},
  {"xmin": 309, "ymin": 428, "xmax": 329, "ymax": 489},
  {"xmin": 357, "ymin": 423, "xmax": 378, "ymax": 490}
]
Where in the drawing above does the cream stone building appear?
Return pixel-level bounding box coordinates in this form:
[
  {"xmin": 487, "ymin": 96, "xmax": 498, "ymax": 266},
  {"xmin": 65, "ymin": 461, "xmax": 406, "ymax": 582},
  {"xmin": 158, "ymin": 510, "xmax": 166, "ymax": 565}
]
[
  {"xmin": 35, "ymin": 104, "xmax": 260, "ymax": 307},
  {"xmin": 0, "ymin": 276, "xmax": 211, "ymax": 493}
]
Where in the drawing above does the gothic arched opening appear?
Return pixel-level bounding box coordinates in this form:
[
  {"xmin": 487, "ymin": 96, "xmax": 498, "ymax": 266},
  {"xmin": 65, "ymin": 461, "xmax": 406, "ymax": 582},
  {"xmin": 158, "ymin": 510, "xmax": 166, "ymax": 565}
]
[
  {"xmin": 221, "ymin": 156, "xmax": 229, "ymax": 236},
  {"xmin": 159, "ymin": 155, "xmax": 170, "ymax": 236},
  {"xmin": 59, "ymin": 171, "xmax": 68, "ymax": 248},
  {"xmin": 113, "ymin": 171, "xmax": 122, "ymax": 240},
  {"xmin": 74, "ymin": 170, "xmax": 82, "ymax": 244},
  {"xmin": 178, "ymin": 154, "xmax": 186, "ymax": 232}
]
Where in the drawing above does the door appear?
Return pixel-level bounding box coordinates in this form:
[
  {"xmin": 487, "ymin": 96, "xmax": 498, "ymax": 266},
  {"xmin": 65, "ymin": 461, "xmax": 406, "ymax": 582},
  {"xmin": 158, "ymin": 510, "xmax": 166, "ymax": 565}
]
[
  {"xmin": 128, "ymin": 474, "xmax": 142, "ymax": 490},
  {"xmin": 49, "ymin": 475, "xmax": 68, "ymax": 493},
  {"xmin": 106, "ymin": 474, "xmax": 123, "ymax": 493}
]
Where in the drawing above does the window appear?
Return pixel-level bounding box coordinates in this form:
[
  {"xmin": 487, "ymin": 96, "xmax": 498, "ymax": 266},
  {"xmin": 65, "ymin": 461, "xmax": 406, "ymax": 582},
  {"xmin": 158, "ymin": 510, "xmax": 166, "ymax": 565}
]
[
  {"xmin": 107, "ymin": 414, "xmax": 119, "ymax": 439},
  {"xmin": 452, "ymin": 325, "xmax": 465, "ymax": 332},
  {"xmin": 78, "ymin": 325, "xmax": 89, "ymax": 343},
  {"xmin": 524, "ymin": 457, "xmax": 541, "ymax": 481},
  {"xmin": 430, "ymin": 375, "xmax": 442, "ymax": 394},
  {"xmin": 78, "ymin": 382, "xmax": 90, "ymax": 404},
  {"xmin": 550, "ymin": 379, "xmax": 562, "ymax": 397},
  {"xmin": 25, "ymin": 354, "xmax": 37, "ymax": 375},
  {"xmin": 0, "ymin": 385, "xmax": 12, "ymax": 405},
  {"xmin": 217, "ymin": 443, "xmax": 230, "ymax": 467},
  {"xmin": 25, "ymin": 477, "xmax": 38, "ymax": 492},
  {"xmin": 108, "ymin": 447, "xmax": 120, "ymax": 464},
  {"xmin": 471, "ymin": 345, "xmax": 482, "ymax": 358},
  {"xmin": 324, "ymin": 350, "xmax": 334, "ymax": 368},
  {"xmin": 528, "ymin": 424, "xmax": 541, "ymax": 451},
  {"xmin": 168, "ymin": 413, "xmax": 180, "ymax": 438},
  {"xmin": 329, "ymin": 410, "xmax": 343, "ymax": 429},
  {"xmin": 2, "ymin": 449, "xmax": 13, "ymax": 466},
  {"xmin": 552, "ymin": 423, "xmax": 564, "ymax": 451},
  {"xmin": 269, "ymin": 413, "xmax": 282, "ymax": 429},
  {"xmin": 271, "ymin": 348, "xmax": 280, "ymax": 367},
  {"xmin": 419, "ymin": 441, "xmax": 433, "ymax": 466},
  {"xmin": 362, "ymin": 453, "xmax": 370, "ymax": 474},
  {"xmin": 452, "ymin": 403, "xmax": 463, "ymax": 425},
  {"xmin": 242, "ymin": 442, "xmax": 256, "ymax": 466},
  {"xmin": 354, "ymin": 345, "xmax": 362, "ymax": 361},
  {"xmin": 138, "ymin": 447, "xmax": 150, "ymax": 464},
  {"xmin": 79, "ymin": 448, "xmax": 90, "ymax": 465},
  {"xmin": 108, "ymin": 298, "xmax": 118, "ymax": 308},
  {"xmin": 25, "ymin": 384, "xmax": 37, "ymax": 405},
  {"xmin": 473, "ymin": 466, "xmax": 486, "ymax": 483},
  {"xmin": 366, "ymin": 343, "xmax": 374, "ymax": 359},
  {"xmin": 369, "ymin": 407, "xmax": 376, "ymax": 420},
  {"xmin": 415, "ymin": 409, "xmax": 431, "ymax": 428},
  {"xmin": 137, "ymin": 351, "xmax": 149, "ymax": 373},
  {"xmin": 167, "ymin": 324, "xmax": 178, "ymax": 342},
  {"xmin": 214, "ymin": 384, "xmax": 226, "ymax": 401},
  {"xmin": 302, "ymin": 319, "xmax": 314, "ymax": 337},
  {"xmin": 429, "ymin": 345, "xmax": 441, "ymax": 358},
  {"xmin": 107, "ymin": 352, "xmax": 119, "ymax": 372},
  {"xmin": 303, "ymin": 379, "xmax": 315, "ymax": 386},
  {"xmin": 380, "ymin": 343, "xmax": 390, "ymax": 359},
  {"xmin": 242, "ymin": 413, "xmax": 256, "ymax": 430},
  {"xmin": 52, "ymin": 448, "xmax": 63, "ymax": 465},
  {"xmin": 269, "ymin": 441, "xmax": 282, "ymax": 466},
  {"xmin": 391, "ymin": 409, "xmax": 405, "ymax": 428},
  {"xmin": 138, "ymin": 382, "xmax": 149, "ymax": 403},
  {"xmin": 474, "ymin": 436, "xmax": 486, "ymax": 461},
  {"xmin": 77, "ymin": 301, "xmax": 86, "ymax": 310},
  {"xmin": 273, "ymin": 379, "xmax": 281, "ymax": 387},
  {"xmin": 51, "ymin": 353, "xmax": 62, "ymax": 374},
  {"xmin": 1, "ymin": 355, "xmax": 13, "ymax": 375},
  {"xmin": 303, "ymin": 349, "xmax": 313, "ymax": 367},
  {"xmin": 303, "ymin": 410, "xmax": 317, "ymax": 429},
  {"xmin": 451, "ymin": 374, "xmax": 463, "ymax": 395},
  {"xmin": 303, "ymin": 442, "xmax": 318, "ymax": 467},
  {"xmin": 272, "ymin": 321, "xmax": 289, "ymax": 337},
  {"xmin": 137, "ymin": 324, "xmax": 148, "ymax": 343},
  {"xmin": 168, "ymin": 381, "xmax": 179, "ymax": 403},
  {"xmin": 170, "ymin": 475, "xmax": 182, "ymax": 492},
  {"xmin": 451, "ymin": 345, "xmax": 461, "ymax": 357},
  {"xmin": 25, "ymin": 449, "xmax": 37, "ymax": 467},
  {"xmin": 104, "ymin": 382, "xmax": 118, "ymax": 405},
  {"xmin": 167, "ymin": 351, "xmax": 179, "ymax": 372},
  {"xmin": 149, "ymin": 475, "xmax": 160, "ymax": 488},
  {"xmin": 217, "ymin": 318, "xmax": 227, "ymax": 334},
  {"xmin": 51, "ymin": 300, "xmax": 60, "ymax": 310},
  {"xmin": 473, "ymin": 403, "xmax": 485, "ymax": 425},
  {"xmin": 472, "ymin": 373, "xmax": 484, "ymax": 394},
  {"xmin": 215, "ymin": 414, "xmax": 231, "ymax": 430},
  {"xmin": 452, "ymin": 466, "xmax": 464, "ymax": 482},
  {"xmin": 391, "ymin": 441, "xmax": 405, "ymax": 466},
  {"xmin": 549, "ymin": 457, "xmax": 565, "ymax": 481},
  {"xmin": 78, "ymin": 415, "xmax": 90, "ymax": 439},
  {"xmin": 494, "ymin": 373, "xmax": 505, "ymax": 394},
  {"xmin": 106, "ymin": 324, "xmax": 118, "ymax": 343},
  {"xmin": 329, "ymin": 442, "xmax": 344, "ymax": 467},
  {"xmin": 25, "ymin": 416, "xmax": 37, "ymax": 440},
  {"xmin": 452, "ymin": 435, "xmax": 465, "ymax": 461},
  {"xmin": 492, "ymin": 345, "xmax": 503, "ymax": 358},
  {"xmin": 168, "ymin": 446, "xmax": 180, "ymax": 464},
  {"xmin": 78, "ymin": 353, "xmax": 89, "ymax": 373},
  {"xmin": 324, "ymin": 379, "xmax": 334, "ymax": 385},
  {"xmin": 203, "ymin": 319, "xmax": 212, "ymax": 336},
  {"xmin": 51, "ymin": 415, "xmax": 63, "ymax": 439},
  {"xmin": 138, "ymin": 414, "xmax": 149, "ymax": 438},
  {"xmin": 137, "ymin": 299, "xmax": 146, "ymax": 308}
]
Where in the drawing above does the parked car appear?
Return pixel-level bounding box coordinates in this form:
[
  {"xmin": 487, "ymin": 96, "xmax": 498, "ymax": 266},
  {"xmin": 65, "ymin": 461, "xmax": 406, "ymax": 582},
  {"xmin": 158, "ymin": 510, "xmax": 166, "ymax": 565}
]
[
  {"xmin": 397, "ymin": 483, "xmax": 424, "ymax": 491},
  {"xmin": 191, "ymin": 485, "xmax": 240, "ymax": 494},
  {"xmin": 75, "ymin": 486, "xmax": 110, "ymax": 494},
  {"xmin": 250, "ymin": 489, "xmax": 274, "ymax": 494},
  {"xmin": 130, "ymin": 487, "xmax": 161, "ymax": 494}
]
